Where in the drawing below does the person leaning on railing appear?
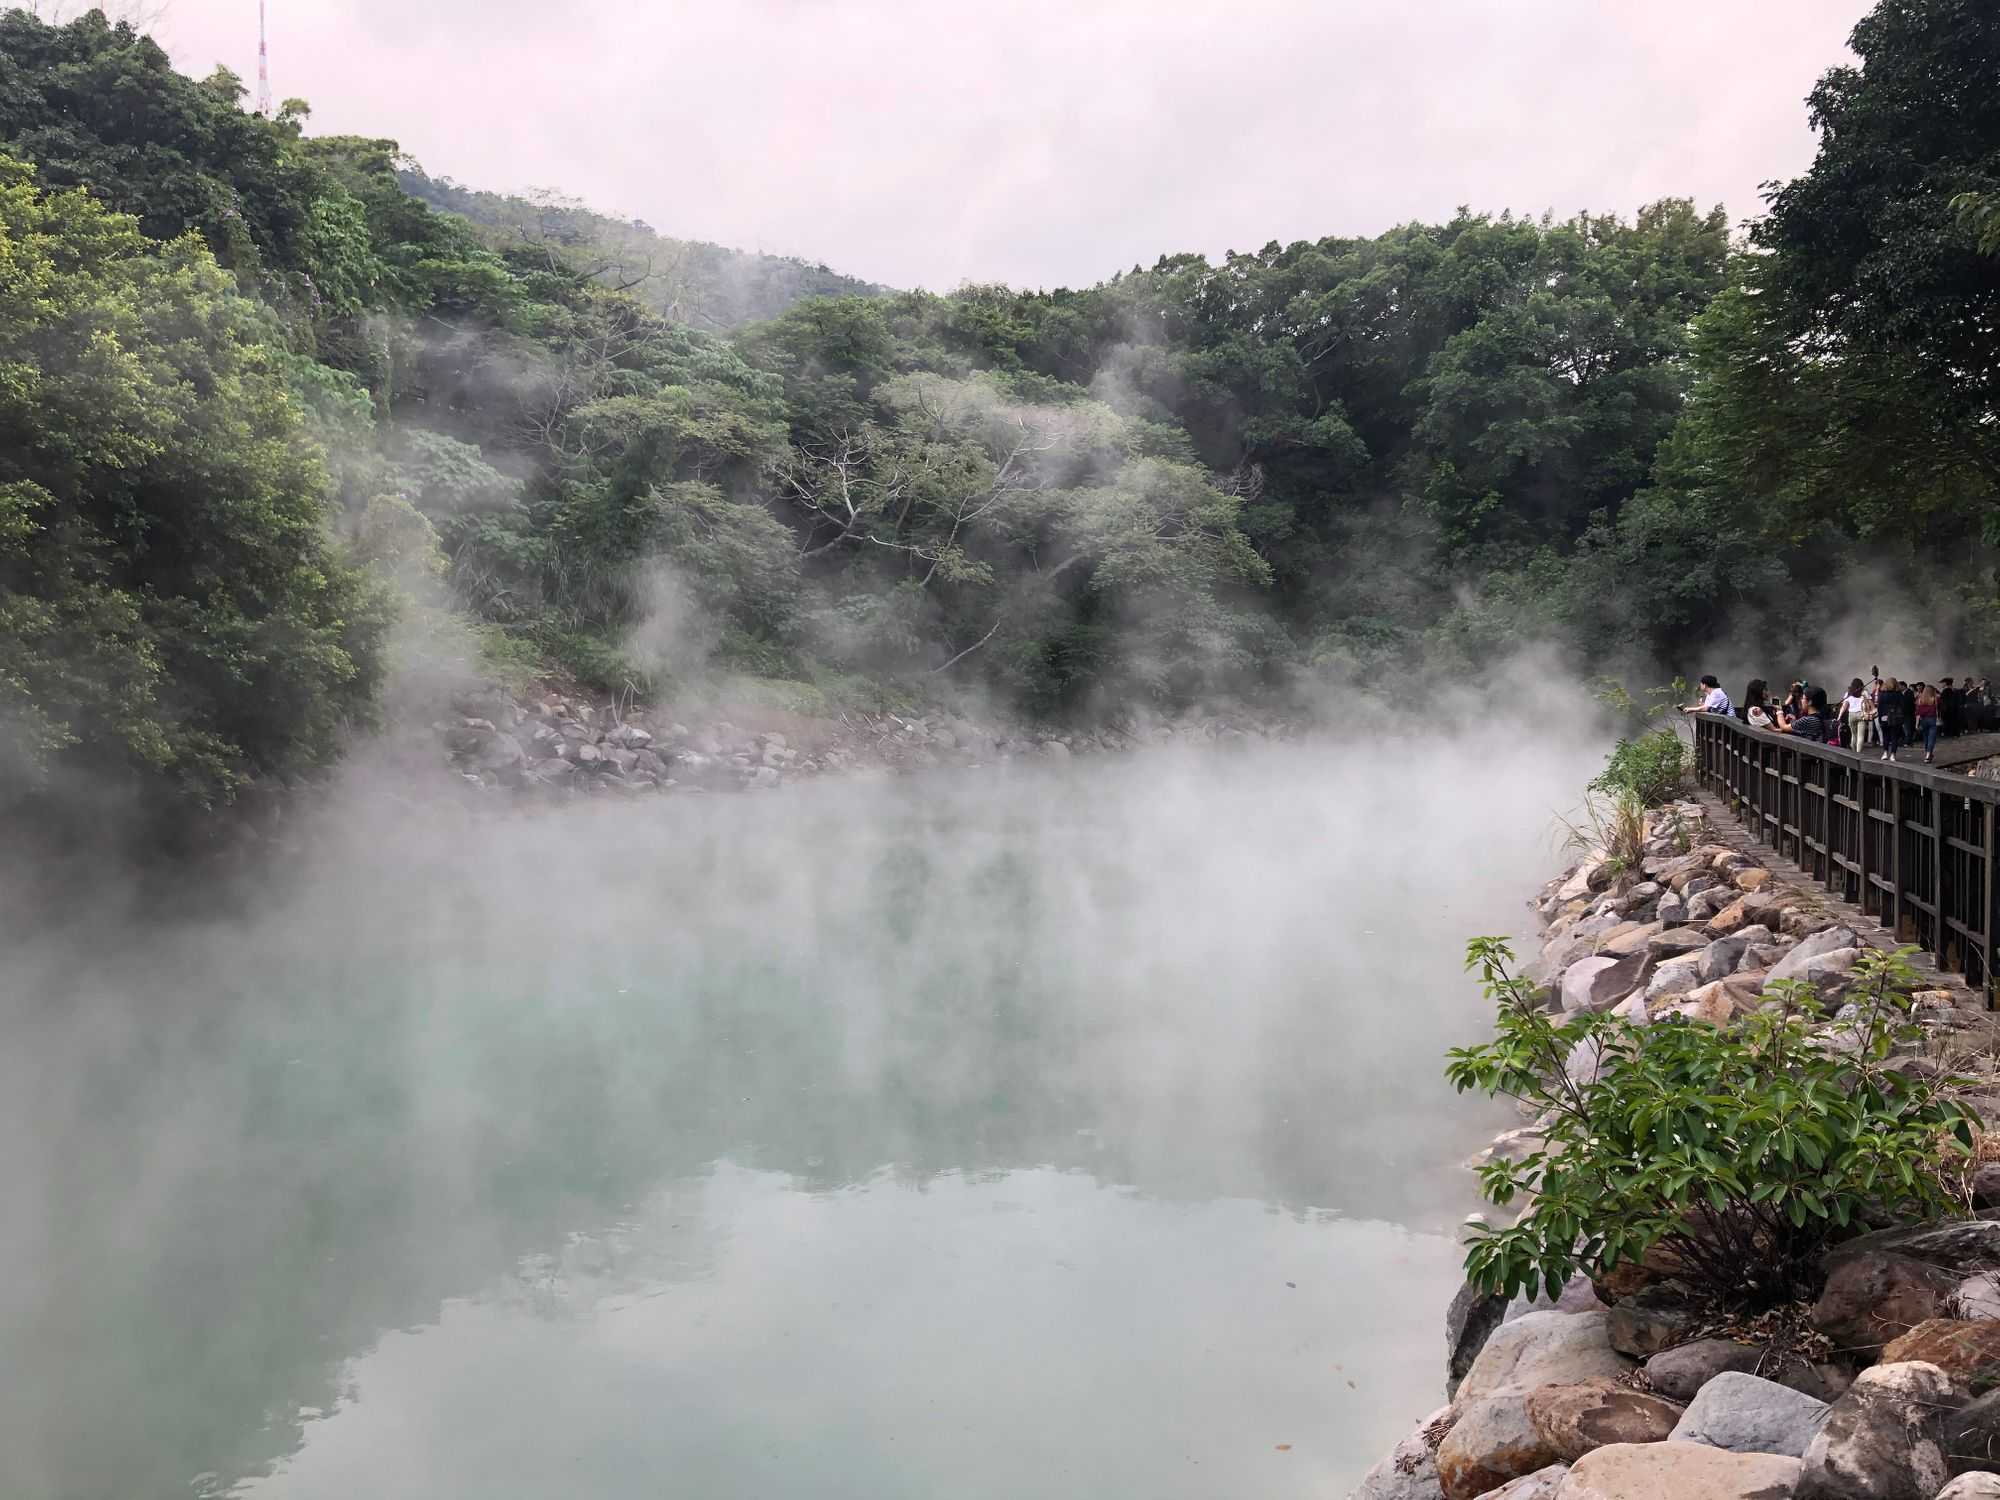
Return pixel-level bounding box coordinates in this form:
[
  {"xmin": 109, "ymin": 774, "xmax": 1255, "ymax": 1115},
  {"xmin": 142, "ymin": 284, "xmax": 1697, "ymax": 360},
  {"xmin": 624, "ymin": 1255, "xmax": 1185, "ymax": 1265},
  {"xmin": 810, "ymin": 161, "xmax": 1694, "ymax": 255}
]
[
  {"xmin": 1786, "ymin": 687, "xmax": 1832, "ymax": 743},
  {"xmin": 1680, "ymin": 675, "xmax": 1732, "ymax": 718}
]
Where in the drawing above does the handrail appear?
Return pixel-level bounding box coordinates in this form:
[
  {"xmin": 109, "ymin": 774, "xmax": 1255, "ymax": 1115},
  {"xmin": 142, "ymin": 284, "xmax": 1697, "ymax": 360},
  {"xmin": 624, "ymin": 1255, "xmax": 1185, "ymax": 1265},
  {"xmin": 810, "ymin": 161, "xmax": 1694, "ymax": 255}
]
[{"xmin": 1690, "ymin": 711, "xmax": 1996, "ymax": 1007}]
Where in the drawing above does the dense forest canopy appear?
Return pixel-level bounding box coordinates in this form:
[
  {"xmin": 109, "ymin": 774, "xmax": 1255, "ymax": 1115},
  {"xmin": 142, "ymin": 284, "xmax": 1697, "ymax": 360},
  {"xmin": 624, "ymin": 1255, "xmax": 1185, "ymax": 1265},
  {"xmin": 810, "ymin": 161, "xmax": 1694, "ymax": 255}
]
[{"xmin": 0, "ymin": 0, "xmax": 1995, "ymax": 816}]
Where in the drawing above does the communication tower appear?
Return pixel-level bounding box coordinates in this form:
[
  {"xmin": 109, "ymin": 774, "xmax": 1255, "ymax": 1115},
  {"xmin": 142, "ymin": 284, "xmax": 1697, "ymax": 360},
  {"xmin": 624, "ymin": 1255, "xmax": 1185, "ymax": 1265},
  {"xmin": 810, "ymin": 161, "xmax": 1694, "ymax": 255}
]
[{"xmin": 256, "ymin": 0, "xmax": 273, "ymax": 118}]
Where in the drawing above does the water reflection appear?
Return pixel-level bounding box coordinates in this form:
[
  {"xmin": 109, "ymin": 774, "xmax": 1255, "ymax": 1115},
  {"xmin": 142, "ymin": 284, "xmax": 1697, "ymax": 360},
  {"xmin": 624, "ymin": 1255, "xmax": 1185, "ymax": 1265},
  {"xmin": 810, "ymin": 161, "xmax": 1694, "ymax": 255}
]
[
  {"xmin": 237, "ymin": 1166, "xmax": 1455, "ymax": 1500},
  {"xmin": 2, "ymin": 742, "xmax": 1593, "ymax": 1499}
]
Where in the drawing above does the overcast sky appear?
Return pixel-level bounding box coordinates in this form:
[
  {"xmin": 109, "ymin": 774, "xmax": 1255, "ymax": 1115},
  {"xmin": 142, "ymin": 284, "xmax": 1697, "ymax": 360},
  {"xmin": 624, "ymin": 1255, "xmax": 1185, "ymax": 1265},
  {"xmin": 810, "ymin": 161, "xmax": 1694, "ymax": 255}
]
[{"xmin": 149, "ymin": 0, "xmax": 1867, "ymax": 291}]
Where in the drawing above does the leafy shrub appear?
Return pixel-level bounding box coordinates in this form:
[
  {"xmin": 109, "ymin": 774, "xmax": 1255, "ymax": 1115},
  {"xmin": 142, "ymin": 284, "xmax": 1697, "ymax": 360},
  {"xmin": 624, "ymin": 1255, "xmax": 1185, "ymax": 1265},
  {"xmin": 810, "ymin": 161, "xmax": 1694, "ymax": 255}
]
[
  {"xmin": 1590, "ymin": 729, "xmax": 1689, "ymax": 807},
  {"xmin": 1446, "ymin": 938, "xmax": 1975, "ymax": 1309}
]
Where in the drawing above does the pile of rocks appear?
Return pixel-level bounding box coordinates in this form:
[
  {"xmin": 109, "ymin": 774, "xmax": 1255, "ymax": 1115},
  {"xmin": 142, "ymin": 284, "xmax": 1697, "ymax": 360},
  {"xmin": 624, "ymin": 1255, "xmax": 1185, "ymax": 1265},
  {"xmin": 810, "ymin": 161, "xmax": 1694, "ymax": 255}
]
[
  {"xmin": 1352, "ymin": 801, "xmax": 2000, "ymax": 1500},
  {"xmin": 1521, "ymin": 799, "xmax": 1981, "ymax": 1062},
  {"xmin": 433, "ymin": 686, "xmax": 1306, "ymax": 797},
  {"xmin": 1361, "ymin": 1237, "xmax": 2000, "ymax": 1500}
]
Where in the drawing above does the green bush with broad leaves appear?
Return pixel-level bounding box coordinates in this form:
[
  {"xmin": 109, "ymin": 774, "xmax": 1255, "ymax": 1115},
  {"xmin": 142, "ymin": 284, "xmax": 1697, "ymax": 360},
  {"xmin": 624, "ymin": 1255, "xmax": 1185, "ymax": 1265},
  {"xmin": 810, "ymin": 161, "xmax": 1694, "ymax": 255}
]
[
  {"xmin": 1446, "ymin": 937, "xmax": 1976, "ymax": 1309},
  {"xmin": 1589, "ymin": 729, "xmax": 1690, "ymax": 808}
]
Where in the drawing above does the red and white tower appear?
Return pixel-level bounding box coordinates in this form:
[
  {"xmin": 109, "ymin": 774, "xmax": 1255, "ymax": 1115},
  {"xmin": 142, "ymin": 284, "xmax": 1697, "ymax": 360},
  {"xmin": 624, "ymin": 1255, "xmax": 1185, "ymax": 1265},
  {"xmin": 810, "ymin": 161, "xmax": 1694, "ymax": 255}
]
[{"xmin": 256, "ymin": 0, "xmax": 273, "ymax": 117}]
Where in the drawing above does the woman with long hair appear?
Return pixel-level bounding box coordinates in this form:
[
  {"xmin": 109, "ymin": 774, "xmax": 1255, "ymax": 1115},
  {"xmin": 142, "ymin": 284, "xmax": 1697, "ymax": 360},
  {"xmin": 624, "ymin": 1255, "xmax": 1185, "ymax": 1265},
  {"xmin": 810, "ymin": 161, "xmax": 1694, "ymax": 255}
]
[
  {"xmin": 1841, "ymin": 678, "xmax": 1870, "ymax": 753},
  {"xmin": 1743, "ymin": 679, "xmax": 1778, "ymax": 730},
  {"xmin": 1916, "ymin": 681, "xmax": 1942, "ymax": 762}
]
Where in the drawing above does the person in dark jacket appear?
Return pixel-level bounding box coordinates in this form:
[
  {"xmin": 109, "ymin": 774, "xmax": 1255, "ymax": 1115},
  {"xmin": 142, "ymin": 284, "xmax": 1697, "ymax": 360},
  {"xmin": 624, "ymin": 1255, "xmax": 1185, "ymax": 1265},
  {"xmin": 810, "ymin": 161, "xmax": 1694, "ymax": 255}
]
[
  {"xmin": 1787, "ymin": 687, "xmax": 1832, "ymax": 743},
  {"xmin": 1876, "ymin": 676, "xmax": 1910, "ymax": 762}
]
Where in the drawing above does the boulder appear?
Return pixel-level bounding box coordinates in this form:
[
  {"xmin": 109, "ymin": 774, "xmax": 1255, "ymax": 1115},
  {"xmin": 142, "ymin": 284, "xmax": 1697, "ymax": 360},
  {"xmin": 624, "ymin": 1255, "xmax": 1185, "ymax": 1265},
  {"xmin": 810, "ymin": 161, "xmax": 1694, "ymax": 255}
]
[
  {"xmin": 1831, "ymin": 1221, "xmax": 2000, "ymax": 1276},
  {"xmin": 1438, "ymin": 1391, "xmax": 1561, "ymax": 1500},
  {"xmin": 1557, "ymin": 857, "xmax": 1608, "ymax": 905},
  {"xmin": 1562, "ymin": 954, "xmax": 1648, "ymax": 1014},
  {"xmin": 1780, "ymin": 907, "xmax": 1837, "ymax": 939},
  {"xmin": 1648, "ymin": 927, "xmax": 1710, "ymax": 959},
  {"xmin": 1507, "ymin": 1275, "xmax": 1609, "ymax": 1324},
  {"xmin": 1947, "ymin": 1389, "xmax": 2000, "ymax": 1476},
  {"xmin": 1646, "ymin": 953, "xmax": 1705, "ymax": 1003},
  {"xmin": 1704, "ymin": 898, "xmax": 1751, "ymax": 937},
  {"xmin": 1526, "ymin": 1378, "xmax": 1684, "ymax": 1461},
  {"xmin": 1480, "ymin": 1467, "xmax": 1570, "ymax": 1500},
  {"xmin": 1656, "ymin": 980, "xmax": 1738, "ymax": 1027},
  {"xmin": 1458, "ymin": 1311, "xmax": 1636, "ymax": 1404},
  {"xmin": 1798, "ymin": 1360, "xmax": 1962, "ymax": 1499},
  {"xmin": 1600, "ymin": 922, "xmax": 1665, "ymax": 959},
  {"xmin": 1938, "ymin": 1477, "xmax": 2000, "ymax": 1499},
  {"xmin": 1766, "ymin": 927, "xmax": 1860, "ymax": 986},
  {"xmin": 1879, "ymin": 1319, "xmax": 2000, "ymax": 1388},
  {"xmin": 1670, "ymin": 1371, "xmax": 1830, "ymax": 1458},
  {"xmin": 1958, "ymin": 1273, "xmax": 2000, "ymax": 1322},
  {"xmin": 1795, "ymin": 948, "xmax": 1863, "ymax": 991},
  {"xmin": 1348, "ymin": 1405, "xmax": 1455, "ymax": 1500},
  {"xmin": 1447, "ymin": 1278, "xmax": 1509, "ymax": 1399},
  {"xmin": 1811, "ymin": 1251, "xmax": 1960, "ymax": 1356},
  {"xmin": 1643, "ymin": 1339, "xmax": 1765, "ymax": 1402},
  {"xmin": 1698, "ymin": 930, "xmax": 1766, "ymax": 984},
  {"xmin": 1687, "ymin": 887, "xmax": 1732, "ymax": 922},
  {"xmin": 1608, "ymin": 1287, "xmax": 1701, "ymax": 1358},
  {"xmin": 1657, "ymin": 892, "xmax": 1689, "ymax": 926},
  {"xmin": 1552, "ymin": 1441, "xmax": 1802, "ymax": 1499},
  {"xmin": 1735, "ymin": 868, "xmax": 1773, "ymax": 892}
]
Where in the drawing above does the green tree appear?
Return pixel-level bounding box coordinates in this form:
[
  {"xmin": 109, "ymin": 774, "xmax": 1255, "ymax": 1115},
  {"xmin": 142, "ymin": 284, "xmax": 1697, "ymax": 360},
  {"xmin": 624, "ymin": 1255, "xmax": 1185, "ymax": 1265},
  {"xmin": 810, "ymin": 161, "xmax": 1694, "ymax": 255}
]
[{"xmin": 0, "ymin": 156, "xmax": 387, "ymax": 806}]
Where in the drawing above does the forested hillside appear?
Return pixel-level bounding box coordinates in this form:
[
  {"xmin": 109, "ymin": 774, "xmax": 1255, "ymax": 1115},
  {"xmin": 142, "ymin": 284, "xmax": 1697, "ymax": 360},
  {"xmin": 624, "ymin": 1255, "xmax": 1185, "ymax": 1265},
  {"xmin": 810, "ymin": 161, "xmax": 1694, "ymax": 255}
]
[
  {"xmin": 396, "ymin": 168, "xmax": 888, "ymax": 331},
  {"xmin": 0, "ymin": 0, "xmax": 1995, "ymax": 817}
]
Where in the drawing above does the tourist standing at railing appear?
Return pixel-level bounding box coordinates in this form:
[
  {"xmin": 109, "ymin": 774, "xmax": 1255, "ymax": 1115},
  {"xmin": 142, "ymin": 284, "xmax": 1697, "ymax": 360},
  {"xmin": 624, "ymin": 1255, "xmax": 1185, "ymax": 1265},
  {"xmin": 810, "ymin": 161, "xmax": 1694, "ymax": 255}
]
[
  {"xmin": 1740, "ymin": 679, "xmax": 1774, "ymax": 729},
  {"xmin": 1841, "ymin": 678, "xmax": 1871, "ymax": 752},
  {"xmin": 1680, "ymin": 675, "xmax": 1732, "ymax": 718},
  {"xmin": 1942, "ymin": 678, "xmax": 1965, "ymax": 739},
  {"xmin": 1916, "ymin": 682, "xmax": 1942, "ymax": 762}
]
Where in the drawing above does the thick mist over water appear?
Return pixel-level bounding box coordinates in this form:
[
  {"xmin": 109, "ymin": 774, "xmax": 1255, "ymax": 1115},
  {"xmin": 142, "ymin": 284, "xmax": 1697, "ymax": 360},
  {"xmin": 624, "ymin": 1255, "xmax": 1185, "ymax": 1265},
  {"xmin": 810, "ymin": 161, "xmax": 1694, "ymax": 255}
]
[{"xmin": 1, "ymin": 731, "xmax": 1604, "ymax": 1500}]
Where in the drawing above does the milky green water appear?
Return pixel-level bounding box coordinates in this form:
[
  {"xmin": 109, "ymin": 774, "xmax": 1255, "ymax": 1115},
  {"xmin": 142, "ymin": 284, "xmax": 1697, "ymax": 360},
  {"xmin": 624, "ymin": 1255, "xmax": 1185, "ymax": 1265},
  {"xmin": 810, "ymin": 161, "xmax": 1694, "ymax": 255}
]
[{"xmin": 1, "ymin": 744, "xmax": 1581, "ymax": 1500}]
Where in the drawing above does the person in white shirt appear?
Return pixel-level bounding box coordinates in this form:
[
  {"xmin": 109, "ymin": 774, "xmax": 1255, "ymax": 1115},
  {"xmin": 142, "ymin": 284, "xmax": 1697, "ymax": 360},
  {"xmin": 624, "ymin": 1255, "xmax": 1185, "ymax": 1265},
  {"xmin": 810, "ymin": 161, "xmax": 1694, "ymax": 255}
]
[
  {"xmin": 1841, "ymin": 678, "xmax": 1872, "ymax": 752},
  {"xmin": 1680, "ymin": 674, "xmax": 1732, "ymax": 718}
]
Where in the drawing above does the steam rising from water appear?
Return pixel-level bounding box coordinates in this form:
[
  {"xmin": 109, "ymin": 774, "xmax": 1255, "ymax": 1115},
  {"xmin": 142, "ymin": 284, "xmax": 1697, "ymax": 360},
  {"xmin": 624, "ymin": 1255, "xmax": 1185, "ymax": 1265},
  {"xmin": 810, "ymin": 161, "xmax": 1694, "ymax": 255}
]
[{"xmin": 1, "ymin": 729, "xmax": 1604, "ymax": 1498}]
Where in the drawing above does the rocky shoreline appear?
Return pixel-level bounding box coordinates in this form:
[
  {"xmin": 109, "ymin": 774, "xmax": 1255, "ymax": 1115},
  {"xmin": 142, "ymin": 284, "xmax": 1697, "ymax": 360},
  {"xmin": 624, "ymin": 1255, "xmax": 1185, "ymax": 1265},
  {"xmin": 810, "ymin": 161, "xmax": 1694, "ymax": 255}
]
[
  {"xmin": 1352, "ymin": 798, "xmax": 2000, "ymax": 1500},
  {"xmin": 431, "ymin": 683, "xmax": 1301, "ymax": 797}
]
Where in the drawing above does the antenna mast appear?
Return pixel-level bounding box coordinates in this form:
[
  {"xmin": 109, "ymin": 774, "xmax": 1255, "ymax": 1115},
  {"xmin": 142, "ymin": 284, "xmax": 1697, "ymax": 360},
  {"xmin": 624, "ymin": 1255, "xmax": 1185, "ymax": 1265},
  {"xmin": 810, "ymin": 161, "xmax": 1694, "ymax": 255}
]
[{"xmin": 256, "ymin": 0, "xmax": 273, "ymax": 118}]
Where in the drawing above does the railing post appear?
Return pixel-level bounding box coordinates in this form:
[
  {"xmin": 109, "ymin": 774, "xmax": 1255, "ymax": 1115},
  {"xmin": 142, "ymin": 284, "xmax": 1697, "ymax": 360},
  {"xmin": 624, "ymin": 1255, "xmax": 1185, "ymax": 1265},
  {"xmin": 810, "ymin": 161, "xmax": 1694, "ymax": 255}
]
[{"xmin": 1934, "ymin": 785, "xmax": 1949, "ymax": 973}]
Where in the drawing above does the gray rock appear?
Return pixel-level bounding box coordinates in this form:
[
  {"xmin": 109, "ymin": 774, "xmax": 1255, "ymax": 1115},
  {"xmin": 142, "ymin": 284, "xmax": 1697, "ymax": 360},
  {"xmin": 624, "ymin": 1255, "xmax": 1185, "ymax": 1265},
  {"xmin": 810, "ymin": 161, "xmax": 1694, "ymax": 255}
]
[
  {"xmin": 1648, "ymin": 927, "xmax": 1710, "ymax": 959},
  {"xmin": 1447, "ymin": 1278, "xmax": 1508, "ymax": 1399},
  {"xmin": 1671, "ymin": 1371, "xmax": 1830, "ymax": 1458},
  {"xmin": 1347, "ymin": 1405, "xmax": 1453, "ymax": 1500},
  {"xmin": 1687, "ymin": 887, "xmax": 1732, "ymax": 921},
  {"xmin": 1042, "ymin": 740, "xmax": 1072, "ymax": 762},
  {"xmin": 1947, "ymin": 1389, "xmax": 2000, "ymax": 1476},
  {"xmin": 1698, "ymin": 934, "xmax": 1757, "ymax": 985},
  {"xmin": 1437, "ymin": 1391, "xmax": 1560, "ymax": 1500},
  {"xmin": 1643, "ymin": 1339, "xmax": 1765, "ymax": 1402},
  {"xmin": 1551, "ymin": 1441, "xmax": 1801, "ymax": 1499},
  {"xmin": 1656, "ymin": 892, "xmax": 1688, "ymax": 925},
  {"xmin": 1457, "ymin": 1311, "xmax": 1634, "ymax": 1404},
  {"xmin": 1767, "ymin": 926, "xmax": 1861, "ymax": 986},
  {"xmin": 1798, "ymin": 1360, "xmax": 1961, "ymax": 1500},
  {"xmin": 1646, "ymin": 952, "xmax": 1705, "ymax": 1001},
  {"xmin": 1562, "ymin": 954, "xmax": 1648, "ymax": 1014},
  {"xmin": 1608, "ymin": 1286, "xmax": 1700, "ymax": 1357},
  {"xmin": 1479, "ymin": 1467, "xmax": 1568, "ymax": 1500},
  {"xmin": 1829, "ymin": 1220, "xmax": 2000, "ymax": 1276},
  {"xmin": 1956, "ymin": 1272, "xmax": 2000, "ymax": 1321}
]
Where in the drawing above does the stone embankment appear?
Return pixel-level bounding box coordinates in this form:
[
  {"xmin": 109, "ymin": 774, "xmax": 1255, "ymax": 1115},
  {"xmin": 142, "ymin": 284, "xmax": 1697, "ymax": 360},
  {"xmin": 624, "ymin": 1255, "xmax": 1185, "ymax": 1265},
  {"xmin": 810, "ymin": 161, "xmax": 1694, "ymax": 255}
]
[
  {"xmin": 1352, "ymin": 799, "xmax": 2000, "ymax": 1500},
  {"xmin": 433, "ymin": 684, "xmax": 1296, "ymax": 796}
]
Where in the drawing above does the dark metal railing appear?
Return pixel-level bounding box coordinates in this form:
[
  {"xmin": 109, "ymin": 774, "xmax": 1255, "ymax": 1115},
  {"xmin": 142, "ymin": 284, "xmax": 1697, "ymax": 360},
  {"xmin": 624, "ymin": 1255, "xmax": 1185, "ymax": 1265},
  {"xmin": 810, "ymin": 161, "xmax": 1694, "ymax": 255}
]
[{"xmin": 1692, "ymin": 712, "xmax": 1997, "ymax": 1008}]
